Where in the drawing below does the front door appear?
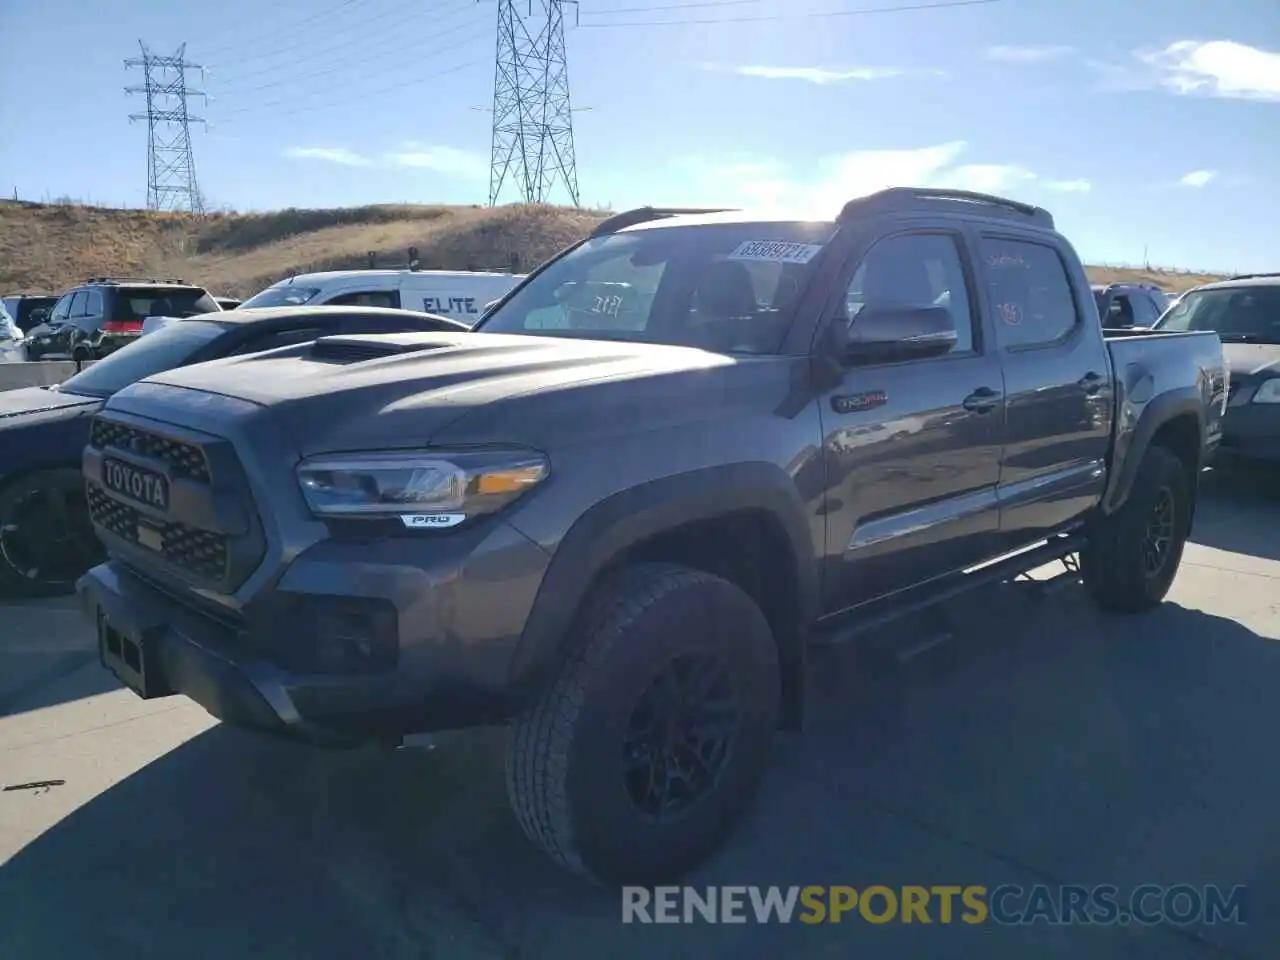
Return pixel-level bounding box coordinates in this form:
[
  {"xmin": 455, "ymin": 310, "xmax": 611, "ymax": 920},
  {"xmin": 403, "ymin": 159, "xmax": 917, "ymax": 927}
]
[{"xmin": 818, "ymin": 229, "xmax": 1006, "ymax": 612}]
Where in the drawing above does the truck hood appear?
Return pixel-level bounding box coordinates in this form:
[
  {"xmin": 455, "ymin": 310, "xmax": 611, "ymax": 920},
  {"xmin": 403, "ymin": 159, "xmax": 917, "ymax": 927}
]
[
  {"xmin": 0, "ymin": 386, "xmax": 101, "ymax": 424},
  {"xmin": 1222, "ymin": 342, "xmax": 1280, "ymax": 383},
  {"xmin": 118, "ymin": 332, "xmax": 748, "ymax": 455}
]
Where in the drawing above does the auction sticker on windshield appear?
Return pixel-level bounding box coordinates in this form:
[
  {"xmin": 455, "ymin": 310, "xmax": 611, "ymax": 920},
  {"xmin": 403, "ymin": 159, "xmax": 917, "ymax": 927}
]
[{"xmin": 728, "ymin": 240, "xmax": 826, "ymax": 264}]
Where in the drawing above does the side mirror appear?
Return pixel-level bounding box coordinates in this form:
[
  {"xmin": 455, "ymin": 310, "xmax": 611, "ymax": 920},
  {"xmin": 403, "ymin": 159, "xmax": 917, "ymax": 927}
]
[{"xmin": 842, "ymin": 304, "xmax": 958, "ymax": 364}]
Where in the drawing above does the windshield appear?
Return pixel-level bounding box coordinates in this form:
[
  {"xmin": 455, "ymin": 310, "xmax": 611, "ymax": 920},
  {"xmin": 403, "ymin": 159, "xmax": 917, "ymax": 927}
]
[
  {"xmin": 58, "ymin": 320, "xmax": 227, "ymax": 397},
  {"xmin": 1155, "ymin": 286, "xmax": 1280, "ymax": 343},
  {"xmin": 240, "ymin": 284, "xmax": 321, "ymax": 309},
  {"xmin": 474, "ymin": 221, "xmax": 837, "ymax": 354}
]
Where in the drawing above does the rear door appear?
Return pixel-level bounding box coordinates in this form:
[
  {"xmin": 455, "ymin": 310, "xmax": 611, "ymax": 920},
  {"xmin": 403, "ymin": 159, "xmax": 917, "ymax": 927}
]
[
  {"xmin": 818, "ymin": 227, "xmax": 1006, "ymax": 611},
  {"xmin": 975, "ymin": 233, "xmax": 1114, "ymax": 548}
]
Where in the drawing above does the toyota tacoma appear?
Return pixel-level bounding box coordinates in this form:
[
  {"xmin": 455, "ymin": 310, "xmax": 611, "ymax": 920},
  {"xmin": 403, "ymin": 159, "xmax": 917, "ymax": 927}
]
[{"xmin": 78, "ymin": 189, "xmax": 1227, "ymax": 885}]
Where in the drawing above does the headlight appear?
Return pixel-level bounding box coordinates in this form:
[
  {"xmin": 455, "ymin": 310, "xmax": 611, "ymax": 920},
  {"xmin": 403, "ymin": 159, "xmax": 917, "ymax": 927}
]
[
  {"xmin": 1252, "ymin": 378, "xmax": 1280, "ymax": 404},
  {"xmin": 297, "ymin": 448, "xmax": 548, "ymax": 526}
]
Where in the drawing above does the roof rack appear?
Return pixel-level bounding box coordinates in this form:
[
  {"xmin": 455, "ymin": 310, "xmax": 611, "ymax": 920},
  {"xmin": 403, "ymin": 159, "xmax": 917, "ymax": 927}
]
[
  {"xmin": 838, "ymin": 188, "xmax": 1054, "ymax": 230},
  {"xmin": 590, "ymin": 206, "xmax": 741, "ymax": 237},
  {"xmin": 84, "ymin": 276, "xmax": 189, "ymax": 285},
  {"xmin": 1226, "ymin": 272, "xmax": 1280, "ymax": 281}
]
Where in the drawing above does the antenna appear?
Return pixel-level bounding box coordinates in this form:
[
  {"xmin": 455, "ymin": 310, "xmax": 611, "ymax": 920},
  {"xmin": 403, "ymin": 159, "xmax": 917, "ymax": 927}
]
[
  {"xmin": 125, "ymin": 42, "xmax": 207, "ymax": 213},
  {"xmin": 488, "ymin": 1, "xmax": 580, "ymax": 207}
]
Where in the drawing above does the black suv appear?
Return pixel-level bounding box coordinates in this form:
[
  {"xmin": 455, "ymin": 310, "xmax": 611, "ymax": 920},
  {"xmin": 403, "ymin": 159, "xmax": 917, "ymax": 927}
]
[
  {"xmin": 24, "ymin": 277, "xmax": 219, "ymax": 362},
  {"xmin": 1091, "ymin": 282, "xmax": 1171, "ymax": 329}
]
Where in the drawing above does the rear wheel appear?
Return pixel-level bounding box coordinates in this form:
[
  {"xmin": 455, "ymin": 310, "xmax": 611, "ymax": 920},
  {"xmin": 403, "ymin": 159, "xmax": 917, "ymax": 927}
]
[
  {"xmin": 0, "ymin": 468, "xmax": 104, "ymax": 597},
  {"xmin": 1081, "ymin": 446, "xmax": 1191, "ymax": 613},
  {"xmin": 506, "ymin": 563, "xmax": 780, "ymax": 886}
]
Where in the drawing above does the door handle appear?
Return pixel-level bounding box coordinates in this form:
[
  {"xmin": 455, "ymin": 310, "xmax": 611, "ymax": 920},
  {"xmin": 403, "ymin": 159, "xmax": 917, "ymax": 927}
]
[
  {"xmin": 1078, "ymin": 371, "xmax": 1104, "ymax": 395},
  {"xmin": 962, "ymin": 386, "xmax": 1002, "ymax": 413}
]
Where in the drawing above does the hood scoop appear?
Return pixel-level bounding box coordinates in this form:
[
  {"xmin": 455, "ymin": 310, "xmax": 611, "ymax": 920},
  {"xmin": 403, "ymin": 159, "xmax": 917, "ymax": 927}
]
[{"xmin": 309, "ymin": 332, "xmax": 460, "ymax": 364}]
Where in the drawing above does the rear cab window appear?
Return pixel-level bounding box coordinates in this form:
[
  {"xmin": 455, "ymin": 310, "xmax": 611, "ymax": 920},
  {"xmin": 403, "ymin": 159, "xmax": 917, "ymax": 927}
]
[{"xmin": 978, "ymin": 237, "xmax": 1080, "ymax": 348}]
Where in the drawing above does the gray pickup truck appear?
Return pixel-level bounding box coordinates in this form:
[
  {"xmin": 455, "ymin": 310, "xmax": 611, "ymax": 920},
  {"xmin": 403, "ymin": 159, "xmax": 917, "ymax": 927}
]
[{"xmin": 77, "ymin": 189, "xmax": 1226, "ymax": 886}]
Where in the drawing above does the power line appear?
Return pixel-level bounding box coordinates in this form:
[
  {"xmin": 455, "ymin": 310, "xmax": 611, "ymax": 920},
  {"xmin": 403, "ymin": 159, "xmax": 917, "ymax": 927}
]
[
  {"xmin": 489, "ymin": 0, "xmax": 580, "ymax": 207},
  {"xmin": 125, "ymin": 42, "xmax": 207, "ymax": 213},
  {"xmin": 212, "ymin": 15, "xmax": 489, "ymax": 101},
  {"xmin": 214, "ymin": 53, "xmax": 490, "ymax": 122},
  {"xmin": 577, "ymin": 0, "xmax": 1001, "ymax": 27},
  {"xmin": 212, "ymin": 0, "xmax": 472, "ymax": 88},
  {"xmin": 198, "ymin": 0, "xmax": 363, "ymax": 63},
  {"xmin": 584, "ymin": 0, "xmax": 758, "ymax": 13}
]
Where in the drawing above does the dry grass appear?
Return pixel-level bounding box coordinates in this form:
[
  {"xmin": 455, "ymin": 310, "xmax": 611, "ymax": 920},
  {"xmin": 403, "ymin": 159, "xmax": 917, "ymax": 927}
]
[{"xmin": 0, "ymin": 198, "xmax": 1230, "ymax": 298}]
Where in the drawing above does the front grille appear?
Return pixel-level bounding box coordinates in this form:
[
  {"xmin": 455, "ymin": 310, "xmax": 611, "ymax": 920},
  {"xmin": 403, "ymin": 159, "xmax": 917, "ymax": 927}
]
[
  {"xmin": 90, "ymin": 418, "xmax": 210, "ymax": 481},
  {"xmin": 87, "ymin": 484, "xmax": 229, "ymax": 581}
]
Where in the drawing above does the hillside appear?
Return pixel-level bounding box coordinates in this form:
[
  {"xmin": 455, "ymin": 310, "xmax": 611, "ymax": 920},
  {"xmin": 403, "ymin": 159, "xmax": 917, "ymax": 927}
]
[{"xmin": 0, "ymin": 199, "xmax": 1228, "ymax": 299}]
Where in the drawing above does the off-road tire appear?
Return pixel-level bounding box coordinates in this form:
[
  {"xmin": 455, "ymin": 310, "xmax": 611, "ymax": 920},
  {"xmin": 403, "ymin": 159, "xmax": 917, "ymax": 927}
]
[
  {"xmin": 0, "ymin": 468, "xmax": 104, "ymax": 597},
  {"xmin": 506, "ymin": 562, "xmax": 780, "ymax": 886},
  {"xmin": 1081, "ymin": 445, "xmax": 1191, "ymax": 613}
]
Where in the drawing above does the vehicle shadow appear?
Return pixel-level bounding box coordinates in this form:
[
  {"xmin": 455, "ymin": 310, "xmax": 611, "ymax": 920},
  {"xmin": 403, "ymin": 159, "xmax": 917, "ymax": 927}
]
[
  {"xmin": 1190, "ymin": 466, "xmax": 1280, "ymax": 562},
  {"xmin": 0, "ymin": 596, "xmax": 119, "ymax": 718},
  {"xmin": 1, "ymin": 584, "xmax": 1277, "ymax": 960}
]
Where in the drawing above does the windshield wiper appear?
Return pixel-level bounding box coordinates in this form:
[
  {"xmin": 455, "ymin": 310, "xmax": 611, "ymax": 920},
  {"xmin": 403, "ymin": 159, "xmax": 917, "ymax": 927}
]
[{"xmin": 1217, "ymin": 333, "xmax": 1279, "ymax": 344}]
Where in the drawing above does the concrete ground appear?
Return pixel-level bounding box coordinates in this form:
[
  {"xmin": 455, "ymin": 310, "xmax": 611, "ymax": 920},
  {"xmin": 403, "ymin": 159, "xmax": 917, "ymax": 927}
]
[{"xmin": 1, "ymin": 470, "xmax": 1277, "ymax": 959}]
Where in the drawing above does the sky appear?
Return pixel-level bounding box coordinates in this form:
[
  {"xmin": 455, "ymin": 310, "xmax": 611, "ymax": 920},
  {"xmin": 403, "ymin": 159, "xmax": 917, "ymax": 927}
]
[{"xmin": 1, "ymin": 0, "xmax": 1277, "ymax": 272}]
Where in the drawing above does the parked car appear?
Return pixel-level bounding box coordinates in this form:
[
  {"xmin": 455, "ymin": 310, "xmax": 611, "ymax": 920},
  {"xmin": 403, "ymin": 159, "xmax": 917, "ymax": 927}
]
[
  {"xmin": 1153, "ymin": 272, "xmax": 1280, "ymax": 466},
  {"xmin": 79, "ymin": 189, "xmax": 1225, "ymax": 885},
  {"xmin": 0, "ymin": 305, "xmax": 467, "ymax": 596},
  {"xmin": 2, "ymin": 294, "xmax": 59, "ymax": 334},
  {"xmin": 1092, "ymin": 282, "xmax": 1170, "ymax": 329},
  {"xmin": 239, "ymin": 267, "xmax": 526, "ymax": 326},
  {"xmin": 22, "ymin": 277, "xmax": 221, "ymax": 362}
]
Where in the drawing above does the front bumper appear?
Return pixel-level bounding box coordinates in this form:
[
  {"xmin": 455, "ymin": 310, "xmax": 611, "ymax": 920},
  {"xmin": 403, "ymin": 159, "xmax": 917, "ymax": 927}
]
[
  {"xmin": 79, "ymin": 520, "xmax": 552, "ymax": 745},
  {"xmin": 1218, "ymin": 404, "xmax": 1280, "ymax": 464}
]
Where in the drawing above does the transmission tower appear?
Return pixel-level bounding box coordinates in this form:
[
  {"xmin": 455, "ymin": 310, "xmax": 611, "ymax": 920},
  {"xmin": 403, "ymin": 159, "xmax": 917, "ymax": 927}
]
[
  {"xmin": 488, "ymin": 0, "xmax": 580, "ymax": 207},
  {"xmin": 125, "ymin": 42, "xmax": 207, "ymax": 213}
]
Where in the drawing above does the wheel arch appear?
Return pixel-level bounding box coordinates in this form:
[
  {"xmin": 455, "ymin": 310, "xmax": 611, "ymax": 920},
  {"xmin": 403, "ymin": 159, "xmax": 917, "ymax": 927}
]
[
  {"xmin": 1102, "ymin": 388, "xmax": 1205, "ymax": 516},
  {"xmin": 508, "ymin": 462, "xmax": 820, "ymax": 730}
]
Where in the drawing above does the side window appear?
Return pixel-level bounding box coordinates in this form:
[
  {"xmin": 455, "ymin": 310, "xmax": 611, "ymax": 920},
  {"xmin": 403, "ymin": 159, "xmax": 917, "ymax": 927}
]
[
  {"xmin": 326, "ymin": 291, "xmax": 398, "ymax": 309},
  {"xmin": 49, "ymin": 295, "xmax": 74, "ymax": 325},
  {"xmin": 82, "ymin": 289, "xmax": 104, "ymax": 318},
  {"xmin": 227, "ymin": 326, "xmax": 327, "ymax": 356},
  {"xmin": 979, "ymin": 238, "xmax": 1078, "ymax": 348},
  {"xmin": 66, "ymin": 292, "xmax": 86, "ymax": 319},
  {"xmin": 842, "ymin": 232, "xmax": 975, "ymax": 354}
]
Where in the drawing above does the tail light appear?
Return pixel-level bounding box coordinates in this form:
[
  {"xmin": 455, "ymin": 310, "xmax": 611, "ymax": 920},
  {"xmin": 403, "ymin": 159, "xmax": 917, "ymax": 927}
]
[{"xmin": 103, "ymin": 319, "xmax": 143, "ymax": 334}]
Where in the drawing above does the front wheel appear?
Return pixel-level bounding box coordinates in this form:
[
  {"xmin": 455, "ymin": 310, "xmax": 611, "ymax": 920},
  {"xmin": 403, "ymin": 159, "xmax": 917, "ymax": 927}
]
[
  {"xmin": 0, "ymin": 468, "xmax": 105, "ymax": 597},
  {"xmin": 1080, "ymin": 446, "xmax": 1191, "ymax": 613},
  {"xmin": 506, "ymin": 563, "xmax": 780, "ymax": 886}
]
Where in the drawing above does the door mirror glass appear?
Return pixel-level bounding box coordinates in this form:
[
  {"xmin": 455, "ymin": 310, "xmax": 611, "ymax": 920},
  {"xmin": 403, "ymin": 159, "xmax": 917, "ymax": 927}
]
[{"xmin": 843, "ymin": 305, "xmax": 958, "ymax": 364}]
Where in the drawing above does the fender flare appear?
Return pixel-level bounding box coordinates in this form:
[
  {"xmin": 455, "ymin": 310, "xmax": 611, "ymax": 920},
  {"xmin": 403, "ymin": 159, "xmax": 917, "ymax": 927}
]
[
  {"xmin": 507, "ymin": 462, "xmax": 820, "ymax": 695},
  {"xmin": 1102, "ymin": 387, "xmax": 1205, "ymax": 514}
]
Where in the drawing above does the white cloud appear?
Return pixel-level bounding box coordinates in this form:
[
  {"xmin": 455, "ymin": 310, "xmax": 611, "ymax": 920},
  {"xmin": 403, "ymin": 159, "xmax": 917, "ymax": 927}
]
[
  {"xmin": 283, "ymin": 146, "xmax": 372, "ymax": 166},
  {"xmin": 985, "ymin": 44, "xmax": 1076, "ymax": 63},
  {"xmin": 384, "ymin": 145, "xmax": 488, "ymax": 179},
  {"xmin": 701, "ymin": 63, "xmax": 942, "ymax": 85},
  {"xmin": 732, "ymin": 65, "xmax": 908, "ymax": 84},
  {"xmin": 670, "ymin": 142, "xmax": 1076, "ymax": 218},
  {"xmin": 1043, "ymin": 179, "xmax": 1092, "ymax": 193},
  {"xmin": 1139, "ymin": 40, "xmax": 1280, "ymax": 101},
  {"xmin": 1178, "ymin": 170, "xmax": 1218, "ymax": 188}
]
